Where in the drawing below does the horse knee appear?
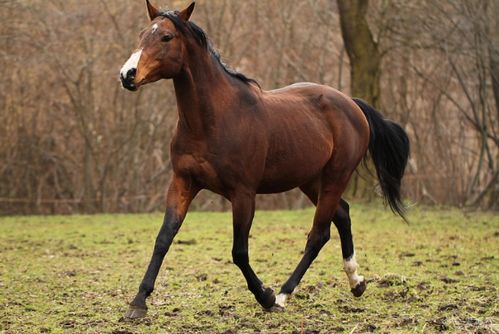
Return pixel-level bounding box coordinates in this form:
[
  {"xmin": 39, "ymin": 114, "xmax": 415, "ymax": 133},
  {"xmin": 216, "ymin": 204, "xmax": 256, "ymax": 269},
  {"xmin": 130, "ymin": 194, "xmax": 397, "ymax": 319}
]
[
  {"xmin": 153, "ymin": 240, "xmax": 168, "ymax": 256},
  {"xmin": 306, "ymin": 229, "xmax": 330, "ymax": 253},
  {"xmin": 232, "ymin": 249, "xmax": 249, "ymax": 267},
  {"xmin": 319, "ymin": 230, "xmax": 331, "ymax": 246},
  {"xmin": 153, "ymin": 219, "xmax": 180, "ymax": 255},
  {"xmin": 153, "ymin": 233, "xmax": 174, "ymax": 255}
]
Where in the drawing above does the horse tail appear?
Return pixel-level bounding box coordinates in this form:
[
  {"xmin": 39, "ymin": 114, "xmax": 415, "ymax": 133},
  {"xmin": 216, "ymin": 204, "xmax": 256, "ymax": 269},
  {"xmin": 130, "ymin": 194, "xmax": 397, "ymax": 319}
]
[{"xmin": 353, "ymin": 98, "xmax": 410, "ymax": 221}]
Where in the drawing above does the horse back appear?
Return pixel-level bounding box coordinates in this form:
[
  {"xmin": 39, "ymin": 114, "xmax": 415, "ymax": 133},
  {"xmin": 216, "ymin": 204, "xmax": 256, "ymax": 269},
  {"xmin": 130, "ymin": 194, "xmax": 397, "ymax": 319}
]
[{"xmin": 262, "ymin": 83, "xmax": 369, "ymax": 162}]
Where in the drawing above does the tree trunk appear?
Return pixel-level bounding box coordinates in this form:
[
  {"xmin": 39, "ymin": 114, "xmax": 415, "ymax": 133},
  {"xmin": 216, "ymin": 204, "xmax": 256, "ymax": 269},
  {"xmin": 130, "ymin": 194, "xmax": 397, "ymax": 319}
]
[
  {"xmin": 83, "ymin": 143, "xmax": 96, "ymax": 213},
  {"xmin": 337, "ymin": 0, "xmax": 382, "ymax": 201},
  {"xmin": 337, "ymin": 0, "xmax": 381, "ymax": 109},
  {"xmin": 487, "ymin": 0, "xmax": 498, "ymax": 116}
]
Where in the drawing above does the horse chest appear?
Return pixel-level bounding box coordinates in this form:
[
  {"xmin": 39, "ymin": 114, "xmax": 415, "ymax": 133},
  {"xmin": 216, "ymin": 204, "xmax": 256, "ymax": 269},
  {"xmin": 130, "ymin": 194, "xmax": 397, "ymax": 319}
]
[{"xmin": 173, "ymin": 153, "xmax": 225, "ymax": 191}]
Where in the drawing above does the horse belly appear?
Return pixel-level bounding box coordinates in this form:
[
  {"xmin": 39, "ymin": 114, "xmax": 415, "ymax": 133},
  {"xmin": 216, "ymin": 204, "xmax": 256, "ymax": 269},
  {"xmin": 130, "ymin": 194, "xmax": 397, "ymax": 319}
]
[{"xmin": 257, "ymin": 125, "xmax": 332, "ymax": 194}]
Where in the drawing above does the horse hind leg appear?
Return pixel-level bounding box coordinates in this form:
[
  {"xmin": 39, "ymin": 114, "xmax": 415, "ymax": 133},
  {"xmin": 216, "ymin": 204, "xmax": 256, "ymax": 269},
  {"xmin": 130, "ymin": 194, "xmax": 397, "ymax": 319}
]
[
  {"xmin": 273, "ymin": 181, "xmax": 319, "ymax": 308},
  {"xmin": 333, "ymin": 200, "xmax": 366, "ymax": 297},
  {"xmin": 275, "ymin": 181, "xmax": 366, "ymax": 308},
  {"xmin": 301, "ymin": 181, "xmax": 367, "ymax": 297},
  {"xmin": 276, "ymin": 177, "xmax": 347, "ymax": 308}
]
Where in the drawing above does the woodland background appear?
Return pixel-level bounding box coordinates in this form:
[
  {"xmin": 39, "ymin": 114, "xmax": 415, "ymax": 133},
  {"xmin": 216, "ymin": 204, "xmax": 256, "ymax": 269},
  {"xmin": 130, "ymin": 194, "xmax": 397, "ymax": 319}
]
[{"xmin": 0, "ymin": 0, "xmax": 497, "ymax": 215}]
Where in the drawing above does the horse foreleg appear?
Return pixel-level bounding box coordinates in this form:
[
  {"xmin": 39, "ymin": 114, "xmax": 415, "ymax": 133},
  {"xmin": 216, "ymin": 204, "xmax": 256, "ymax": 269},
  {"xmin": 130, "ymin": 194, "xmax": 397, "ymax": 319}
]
[
  {"xmin": 231, "ymin": 191, "xmax": 276, "ymax": 309},
  {"xmin": 333, "ymin": 200, "xmax": 366, "ymax": 297},
  {"xmin": 125, "ymin": 175, "xmax": 199, "ymax": 319}
]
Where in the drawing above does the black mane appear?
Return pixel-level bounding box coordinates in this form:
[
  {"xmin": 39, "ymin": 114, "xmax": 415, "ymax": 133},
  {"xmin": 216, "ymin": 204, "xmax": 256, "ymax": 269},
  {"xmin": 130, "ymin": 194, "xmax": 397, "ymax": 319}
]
[{"xmin": 160, "ymin": 11, "xmax": 259, "ymax": 87}]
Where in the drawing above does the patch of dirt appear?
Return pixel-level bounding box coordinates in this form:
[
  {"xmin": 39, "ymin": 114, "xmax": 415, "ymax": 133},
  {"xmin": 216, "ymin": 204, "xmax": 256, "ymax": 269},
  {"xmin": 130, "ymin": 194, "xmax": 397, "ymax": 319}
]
[
  {"xmin": 218, "ymin": 304, "xmax": 236, "ymax": 317},
  {"xmin": 461, "ymin": 317, "xmax": 481, "ymax": 326},
  {"xmin": 376, "ymin": 274, "xmax": 407, "ymax": 288},
  {"xmin": 363, "ymin": 324, "xmax": 377, "ymax": 332},
  {"xmin": 164, "ymin": 307, "xmax": 181, "ymax": 317},
  {"xmin": 112, "ymin": 330, "xmax": 134, "ymax": 334},
  {"xmin": 303, "ymin": 282, "xmax": 324, "ymax": 294},
  {"xmin": 196, "ymin": 273, "xmax": 208, "ymax": 281},
  {"xmin": 440, "ymin": 276, "xmax": 459, "ymax": 284},
  {"xmin": 176, "ymin": 239, "xmax": 197, "ymax": 245},
  {"xmin": 294, "ymin": 292, "xmax": 310, "ymax": 300},
  {"xmin": 197, "ymin": 309, "xmax": 214, "ymax": 317},
  {"xmin": 438, "ymin": 304, "xmax": 458, "ymax": 311},
  {"xmin": 338, "ymin": 305, "xmax": 365, "ymax": 313},
  {"xmin": 84, "ymin": 320, "xmax": 106, "ymax": 327},
  {"xmin": 417, "ymin": 281, "xmax": 431, "ymax": 291},
  {"xmin": 59, "ymin": 319, "xmax": 76, "ymax": 329},
  {"xmin": 398, "ymin": 317, "xmax": 419, "ymax": 327},
  {"xmin": 428, "ymin": 317, "xmax": 448, "ymax": 331},
  {"xmin": 59, "ymin": 270, "xmax": 77, "ymax": 277},
  {"xmin": 399, "ymin": 251, "xmax": 416, "ymax": 258}
]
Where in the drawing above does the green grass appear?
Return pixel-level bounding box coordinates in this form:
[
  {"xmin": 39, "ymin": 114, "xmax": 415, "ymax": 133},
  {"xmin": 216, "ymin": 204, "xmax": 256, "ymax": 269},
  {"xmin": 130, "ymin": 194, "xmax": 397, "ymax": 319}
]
[{"xmin": 1, "ymin": 204, "xmax": 498, "ymax": 333}]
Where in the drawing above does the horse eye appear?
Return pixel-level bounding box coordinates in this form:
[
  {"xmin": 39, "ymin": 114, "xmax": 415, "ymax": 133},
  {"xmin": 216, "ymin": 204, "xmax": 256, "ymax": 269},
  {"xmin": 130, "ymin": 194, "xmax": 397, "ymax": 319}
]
[{"xmin": 161, "ymin": 34, "xmax": 173, "ymax": 42}]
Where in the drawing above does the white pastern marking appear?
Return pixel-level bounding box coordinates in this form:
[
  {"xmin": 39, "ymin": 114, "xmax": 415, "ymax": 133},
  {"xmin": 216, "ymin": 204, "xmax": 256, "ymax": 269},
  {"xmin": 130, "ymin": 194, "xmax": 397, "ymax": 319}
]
[
  {"xmin": 152, "ymin": 23, "xmax": 159, "ymax": 33},
  {"xmin": 275, "ymin": 293, "xmax": 287, "ymax": 308},
  {"xmin": 120, "ymin": 49, "xmax": 143, "ymax": 78},
  {"xmin": 343, "ymin": 252, "xmax": 364, "ymax": 288}
]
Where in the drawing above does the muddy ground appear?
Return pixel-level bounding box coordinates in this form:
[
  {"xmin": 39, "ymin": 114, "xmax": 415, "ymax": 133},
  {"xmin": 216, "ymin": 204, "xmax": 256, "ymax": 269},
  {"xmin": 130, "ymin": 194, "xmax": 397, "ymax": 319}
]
[{"xmin": 1, "ymin": 204, "xmax": 498, "ymax": 333}]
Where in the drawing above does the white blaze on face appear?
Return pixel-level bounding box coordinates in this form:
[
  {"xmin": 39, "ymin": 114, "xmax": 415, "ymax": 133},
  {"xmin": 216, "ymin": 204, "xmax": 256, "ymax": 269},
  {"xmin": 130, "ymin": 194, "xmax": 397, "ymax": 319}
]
[
  {"xmin": 120, "ymin": 49, "xmax": 143, "ymax": 79},
  {"xmin": 152, "ymin": 23, "xmax": 159, "ymax": 33},
  {"xmin": 343, "ymin": 252, "xmax": 364, "ymax": 288}
]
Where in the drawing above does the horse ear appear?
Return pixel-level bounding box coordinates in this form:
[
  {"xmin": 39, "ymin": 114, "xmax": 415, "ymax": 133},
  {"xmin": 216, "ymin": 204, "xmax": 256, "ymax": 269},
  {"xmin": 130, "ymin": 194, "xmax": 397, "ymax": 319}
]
[
  {"xmin": 178, "ymin": 2, "xmax": 195, "ymax": 22},
  {"xmin": 145, "ymin": 0, "xmax": 159, "ymax": 20}
]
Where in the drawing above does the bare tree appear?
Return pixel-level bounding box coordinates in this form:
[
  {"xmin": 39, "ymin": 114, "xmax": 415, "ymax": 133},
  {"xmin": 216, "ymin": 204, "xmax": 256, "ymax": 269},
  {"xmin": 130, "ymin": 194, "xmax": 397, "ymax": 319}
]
[
  {"xmin": 0, "ymin": 0, "xmax": 496, "ymax": 214},
  {"xmin": 337, "ymin": 0, "xmax": 381, "ymax": 108}
]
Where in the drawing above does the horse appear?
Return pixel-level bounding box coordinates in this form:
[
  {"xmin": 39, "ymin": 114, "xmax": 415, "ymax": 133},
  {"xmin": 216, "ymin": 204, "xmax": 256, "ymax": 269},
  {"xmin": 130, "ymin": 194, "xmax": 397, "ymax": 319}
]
[{"xmin": 119, "ymin": 1, "xmax": 409, "ymax": 319}]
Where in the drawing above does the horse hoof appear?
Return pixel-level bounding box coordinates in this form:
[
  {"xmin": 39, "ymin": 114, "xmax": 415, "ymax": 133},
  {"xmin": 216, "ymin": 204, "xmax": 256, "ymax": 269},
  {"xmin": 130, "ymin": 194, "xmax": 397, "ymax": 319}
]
[
  {"xmin": 258, "ymin": 287, "xmax": 276, "ymax": 310},
  {"xmin": 267, "ymin": 303, "xmax": 285, "ymax": 312},
  {"xmin": 124, "ymin": 305, "xmax": 148, "ymax": 319},
  {"xmin": 351, "ymin": 279, "xmax": 367, "ymax": 297}
]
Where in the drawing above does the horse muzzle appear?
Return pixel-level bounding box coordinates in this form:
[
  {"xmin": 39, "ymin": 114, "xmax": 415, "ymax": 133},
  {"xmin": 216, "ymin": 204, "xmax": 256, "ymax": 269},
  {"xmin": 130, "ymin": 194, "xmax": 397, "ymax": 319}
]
[{"xmin": 120, "ymin": 68, "xmax": 138, "ymax": 91}]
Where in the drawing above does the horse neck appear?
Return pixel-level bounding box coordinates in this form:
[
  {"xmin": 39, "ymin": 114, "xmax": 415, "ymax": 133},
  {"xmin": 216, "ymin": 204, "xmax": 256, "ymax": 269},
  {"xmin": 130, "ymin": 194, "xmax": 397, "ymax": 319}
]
[{"xmin": 172, "ymin": 44, "xmax": 243, "ymax": 138}]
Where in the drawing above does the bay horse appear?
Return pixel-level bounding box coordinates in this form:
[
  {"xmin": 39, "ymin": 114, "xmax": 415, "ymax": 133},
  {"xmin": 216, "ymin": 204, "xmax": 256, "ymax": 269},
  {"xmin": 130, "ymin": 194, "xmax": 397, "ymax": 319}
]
[{"xmin": 120, "ymin": 1, "xmax": 409, "ymax": 319}]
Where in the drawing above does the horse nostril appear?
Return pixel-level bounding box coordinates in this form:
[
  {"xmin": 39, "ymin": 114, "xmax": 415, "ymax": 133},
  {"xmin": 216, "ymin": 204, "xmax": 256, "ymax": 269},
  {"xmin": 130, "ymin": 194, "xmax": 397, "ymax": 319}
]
[
  {"xmin": 120, "ymin": 67, "xmax": 138, "ymax": 91},
  {"xmin": 126, "ymin": 68, "xmax": 137, "ymax": 80},
  {"xmin": 121, "ymin": 68, "xmax": 138, "ymax": 91}
]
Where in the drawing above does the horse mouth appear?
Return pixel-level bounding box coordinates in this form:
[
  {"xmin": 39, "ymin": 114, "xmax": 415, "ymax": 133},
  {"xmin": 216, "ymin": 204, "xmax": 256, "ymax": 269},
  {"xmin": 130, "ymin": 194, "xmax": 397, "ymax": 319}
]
[{"xmin": 123, "ymin": 83, "xmax": 138, "ymax": 91}]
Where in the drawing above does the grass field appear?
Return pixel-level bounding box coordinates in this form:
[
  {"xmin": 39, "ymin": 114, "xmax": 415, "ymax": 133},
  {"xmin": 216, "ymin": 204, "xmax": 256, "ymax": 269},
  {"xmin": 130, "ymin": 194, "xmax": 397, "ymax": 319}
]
[{"xmin": 1, "ymin": 204, "xmax": 498, "ymax": 333}]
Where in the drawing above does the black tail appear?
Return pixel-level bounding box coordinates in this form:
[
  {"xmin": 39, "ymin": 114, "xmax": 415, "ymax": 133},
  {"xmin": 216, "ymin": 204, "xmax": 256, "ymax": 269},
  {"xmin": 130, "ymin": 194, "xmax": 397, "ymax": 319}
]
[{"xmin": 353, "ymin": 98, "xmax": 410, "ymax": 220}]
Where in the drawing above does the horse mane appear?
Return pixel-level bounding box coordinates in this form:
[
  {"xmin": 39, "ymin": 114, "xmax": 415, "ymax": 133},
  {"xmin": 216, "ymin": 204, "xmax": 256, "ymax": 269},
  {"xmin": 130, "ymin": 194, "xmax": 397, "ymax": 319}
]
[{"xmin": 160, "ymin": 11, "xmax": 260, "ymax": 87}]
